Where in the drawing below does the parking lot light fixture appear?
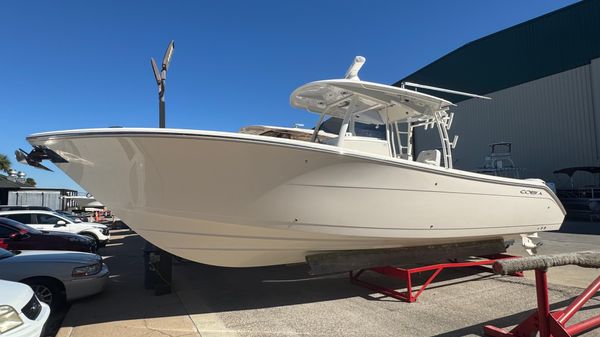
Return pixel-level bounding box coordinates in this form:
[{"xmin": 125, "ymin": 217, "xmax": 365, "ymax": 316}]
[{"xmin": 150, "ymin": 40, "xmax": 175, "ymax": 129}]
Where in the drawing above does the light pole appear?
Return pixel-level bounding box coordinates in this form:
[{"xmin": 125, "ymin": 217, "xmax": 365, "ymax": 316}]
[
  {"xmin": 145, "ymin": 41, "xmax": 175, "ymax": 296},
  {"xmin": 151, "ymin": 40, "xmax": 175, "ymax": 128}
]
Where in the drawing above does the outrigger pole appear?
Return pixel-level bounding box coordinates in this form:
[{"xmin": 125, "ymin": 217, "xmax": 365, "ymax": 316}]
[{"xmin": 401, "ymin": 81, "xmax": 492, "ymax": 100}]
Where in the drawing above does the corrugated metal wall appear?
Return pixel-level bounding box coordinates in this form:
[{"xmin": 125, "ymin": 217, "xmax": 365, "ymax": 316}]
[
  {"xmin": 415, "ymin": 57, "xmax": 600, "ymax": 188},
  {"xmin": 8, "ymin": 190, "xmax": 63, "ymax": 210},
  {"xmin": 396, "ymin": 0, "xmax": 600, "ymax": 103}
]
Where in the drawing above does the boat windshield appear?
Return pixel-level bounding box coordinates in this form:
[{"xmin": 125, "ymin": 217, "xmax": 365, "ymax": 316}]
[{"xmin": 318, "ymin": 118, "xmax": 386, "ymax": 140}]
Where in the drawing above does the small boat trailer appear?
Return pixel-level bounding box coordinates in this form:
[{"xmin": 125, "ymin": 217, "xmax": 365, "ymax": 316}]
[{"xmin": 484, "ymin": 251, "xmax": 600, "ymax": 337}]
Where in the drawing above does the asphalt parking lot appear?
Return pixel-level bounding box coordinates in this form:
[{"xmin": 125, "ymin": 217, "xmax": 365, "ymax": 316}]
[{"xmin": 52, "ymin": 223, "xmax": 600, "ymax": 337}]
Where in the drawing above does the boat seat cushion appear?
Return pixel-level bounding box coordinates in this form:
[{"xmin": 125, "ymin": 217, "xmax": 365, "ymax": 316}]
[
  {"xmin": 417, "ymin": 150, "xmax": 441, "ymax": 166},
  {"xmin": 323, "ymin": 136, "xmax": 389, "ymax": 157}
]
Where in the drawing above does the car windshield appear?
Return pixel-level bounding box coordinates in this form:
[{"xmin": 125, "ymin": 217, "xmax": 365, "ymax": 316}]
[
  {"xmin": 0, "ymin": 248, "xmax": 14, "ymax": 260},
  {"xmin": 64, "ymin": 215, "xmax": 83, "ymax": 223},
  {"xmin": 0, "ymin": 217, "xmax": 42, "ymax": 235},
  {"xmin": 50, "ymin": 212, "xmax": 73, "ymax": 223}
]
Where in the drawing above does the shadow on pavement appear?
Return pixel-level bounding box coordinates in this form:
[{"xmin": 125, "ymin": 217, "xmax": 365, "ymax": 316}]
[
  {"xmin": 433, "ymin": 299, "xmax": 600, "ymax": 337},
  {"xmin": 43, "ymin": 304, "xmax": 69, "ymax": 337},
  {"xmin": 54, "ymin": 228, "xmax": 600, "ymax": 337},
  {"xmin": 60, "ymin": 229, "xmax": 509, "ymax": 326}
]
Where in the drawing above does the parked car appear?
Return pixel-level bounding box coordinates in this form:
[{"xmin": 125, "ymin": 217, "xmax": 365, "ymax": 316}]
[
  {"xmin": 0, "ymin": 217, "xmax": 96, "ymax": 253},
  {"xmin": 99, "ymin": 217, "xmax": 128, "ymax": 230},
  {"xmin": 0, "ymin": 206, "xmax": 90, "ymax": 223},
  {"xmin": 0, "ymin": 205, "xmax": 53, "ymax": 212},
  {"xmin": 0, "ymin": 248, "xmax": 109, "ymax": 308},
  {"xmin": 0, "ymin": 210, "xmax": 110, "ymax": 247},
  {"xmin": 54, "ymin": 210, "xmax": 88, "ymax": 223},
  {"xmin": 0, "ymin": 279, "xmax": 50, "ymax": 337}
]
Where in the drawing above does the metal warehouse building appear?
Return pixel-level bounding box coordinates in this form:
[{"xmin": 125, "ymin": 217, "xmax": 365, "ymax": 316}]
[{"xmin": 397, "ymin": 0, "xmax": 600, "ymax": 187}]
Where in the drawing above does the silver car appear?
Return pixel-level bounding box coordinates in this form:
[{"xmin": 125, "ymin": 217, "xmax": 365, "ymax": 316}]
[{"xmin": 0, "ymin": 248, "xmax": 109, "ymax": 308}]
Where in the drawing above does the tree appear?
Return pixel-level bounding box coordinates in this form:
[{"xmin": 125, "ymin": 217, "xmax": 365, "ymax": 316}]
[
  {"xmin": 0, "ymin": 154, "xmax": 11, "ymax": 174},
  {"xmin": 25, "ymin": 178, "xmax": 37, "ymax": 187}
]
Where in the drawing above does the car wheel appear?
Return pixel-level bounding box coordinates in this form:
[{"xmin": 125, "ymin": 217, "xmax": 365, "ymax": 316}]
[
  {"xmin": 23, "ymin": 277, "xmax": 66, "ymax": 309},
  {"xmin": 81, "ymin": 232, "xmax": 100, "ymax": 248}
]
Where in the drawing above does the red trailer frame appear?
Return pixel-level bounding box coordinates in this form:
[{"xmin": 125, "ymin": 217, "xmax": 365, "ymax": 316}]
[
  {"xmin": 484, "ymin": 270, "xmax": 600, "ymax": 337},
  {"xmin": 349, "ymin": 253, "xmax": 521, "ymax": 303}
]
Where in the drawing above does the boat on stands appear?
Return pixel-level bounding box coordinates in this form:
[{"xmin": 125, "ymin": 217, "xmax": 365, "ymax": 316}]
[{"xmin": 17, "ymin": 56, "xmax": 565, "ymax": 267}]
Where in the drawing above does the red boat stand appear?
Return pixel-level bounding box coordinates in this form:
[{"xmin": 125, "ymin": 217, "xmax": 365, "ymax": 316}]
[
  {"xmin": 484, "ymin": 271, "xmax": 600, "ymax": 337},
  {"xmin": 349, "ymin": 253, "xmax": 522, "ymax": 303}
]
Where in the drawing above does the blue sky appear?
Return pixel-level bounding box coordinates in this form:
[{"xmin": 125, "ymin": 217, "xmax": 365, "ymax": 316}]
[{"xmin": 0, "ymin": 0, "xmax": 578, "ymax": 192}]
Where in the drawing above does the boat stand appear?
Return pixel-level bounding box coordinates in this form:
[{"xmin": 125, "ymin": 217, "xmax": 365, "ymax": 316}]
[
  {"xmin": 349, "ymin": 253, "xmax": 521, "ymax": 303},
  {"xmin": 483, "ymin": 251, "xmax": 600, "ymax": 337}
]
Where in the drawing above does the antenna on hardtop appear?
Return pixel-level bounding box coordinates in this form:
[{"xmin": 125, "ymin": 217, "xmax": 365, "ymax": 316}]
[
  {"xmin": 401, "ymin": 81, "xmax": 491, "ymax": 100},
  {"xmin": 344, "ymin": 56, "xmax": 366, "ymax": 80},
  {"xmin": 150, "ymin": 40, "xmax": 175, "ymax": 128}
]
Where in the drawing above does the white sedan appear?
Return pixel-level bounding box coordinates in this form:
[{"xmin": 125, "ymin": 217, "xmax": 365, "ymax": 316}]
[
  {"xmin": 0, "ymin": 248, "xmax": 109, "ymax": 308},
  {"xmin": 0, "ymin": 279, "xmax": 50, "ymax": 337}
]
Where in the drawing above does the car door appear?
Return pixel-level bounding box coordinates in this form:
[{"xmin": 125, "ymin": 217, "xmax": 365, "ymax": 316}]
[
  {"xmin": 0, "ymin": 225, "xmax": 18, "ymax": 249},
  {"xmin": 34, "ymin": 214, "xmax": 70, "ymax": 233},
  {"xmin": 0, "ymin": 225, "xmax": 33, "ymax": 250},
  {"xmin": 3, "ymin": 213, "xmax": 34, "ymax": 226}
]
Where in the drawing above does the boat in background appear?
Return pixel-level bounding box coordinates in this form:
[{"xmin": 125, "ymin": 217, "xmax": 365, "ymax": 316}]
[
  {"xmin": 62, "ymin": 195, "xmax": 104, "ymax": 210},
  {"xmin": 554, "ymin": 166, "xmax": 600, "ymax": 220},
  {"xmin": 475, "ymin": 142, "xmax": 522, "ymax": 179},
  {"xmin": 17, "ymin": 56, "xmax": 565, "ymax": 267}
]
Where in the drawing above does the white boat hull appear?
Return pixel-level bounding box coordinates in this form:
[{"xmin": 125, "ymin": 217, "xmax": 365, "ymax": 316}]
[{"xmin": 28, "ymin": 128, "xmax": 565, "ymax": 267}]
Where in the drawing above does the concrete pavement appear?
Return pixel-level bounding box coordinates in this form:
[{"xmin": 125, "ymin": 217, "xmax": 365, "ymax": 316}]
[
  {"xmin": 507, "ymin": 231, "xmax": 600, "ymax": 288},
  {"xmin": 55, "ymin": 230, "xmax": 201, "ymax": 337},
  {"xmin": 55, "ymin": 227, "xmax": 600, "ymax": 337}
]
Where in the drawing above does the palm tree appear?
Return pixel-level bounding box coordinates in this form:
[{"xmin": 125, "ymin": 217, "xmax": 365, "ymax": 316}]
[
  {"xmin": 25, "ymin": 177, "xmax": 37, "ymax": 186},
  {"xmin": 0, "ymin": 154, "xmax": 11, "ymax": 174}
]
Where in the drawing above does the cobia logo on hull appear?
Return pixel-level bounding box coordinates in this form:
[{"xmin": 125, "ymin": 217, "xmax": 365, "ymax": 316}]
[{"xmin": 520, "ymin": 189, "xmax": 542, "ymax": 196}]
